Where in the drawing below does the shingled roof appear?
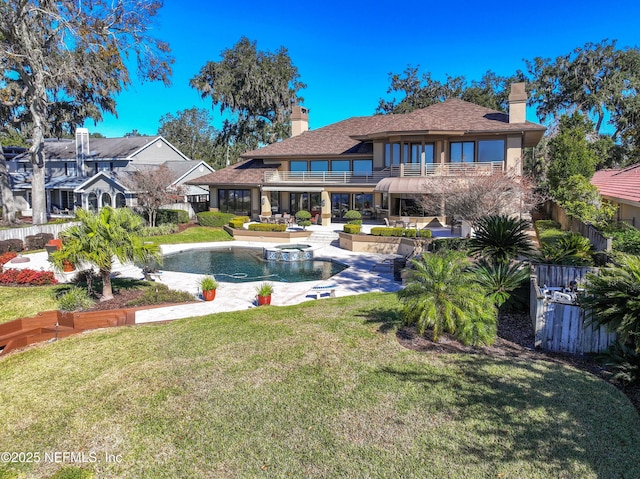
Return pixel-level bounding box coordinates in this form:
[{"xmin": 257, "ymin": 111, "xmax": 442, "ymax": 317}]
[
  {"xmin": 12, "ymin": 136, "xmax": 185, "ymax": 161},
  {"xmin": 189, "ymin": 159, "xmax": 279, "ymax": 186},
  {"xmin": 592, "ymin": 163, "xmax": 640, "ymax": 204},
  {"xmin": 241, "ymin": 98, "xmax": 545, "ymax": 159}
]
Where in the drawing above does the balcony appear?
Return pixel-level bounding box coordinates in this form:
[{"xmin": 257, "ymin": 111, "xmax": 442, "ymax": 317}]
[{"xmin": 263, "ymin": 161, "xmax": 504, "ymax": 185}]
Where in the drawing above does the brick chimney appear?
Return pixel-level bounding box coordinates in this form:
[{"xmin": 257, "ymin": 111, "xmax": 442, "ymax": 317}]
[
  {"xmin": 291, "ymin": 105, "xmax": 309, "ymax": 137},
  {"xmin": 508, "ymin": 83, "xmax": 527, "ymax": 124}
]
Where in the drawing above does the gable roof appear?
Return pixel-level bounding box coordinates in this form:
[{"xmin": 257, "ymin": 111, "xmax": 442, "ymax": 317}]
[
  {"xmin": 11, "ymin": 136, "xmax": 189, "ymax": 161},
  {"xmin": 241, "ymin": 98, "xmax": 545, "ymax": 159},
  {"xmin": 592, "ymin": 163, "xmax": 640, "ymax": 204},
  {"xmin": 189, "ymin": 159, "xmax": 278, "ymax": 186}
]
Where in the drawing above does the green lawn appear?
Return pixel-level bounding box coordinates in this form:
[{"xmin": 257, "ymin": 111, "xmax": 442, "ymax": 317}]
[
  {"xmin": 143, "ymin": 226, "xmax": 233, "ymax": 245},
  {"xmin": 1, "ymin": 293, "xmax": 639, "ymax": 478},
  {"xmin": 0, "ymin": 286, "xmax": 60, "ymax": 324}
]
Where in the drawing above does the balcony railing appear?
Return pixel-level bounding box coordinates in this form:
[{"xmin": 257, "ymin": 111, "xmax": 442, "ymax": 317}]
[
  {"xmin": 263, "ymin": 161, "xmax": 505, "ymax": 185},
  {"xmin": 263, "ymin": 171, "xmax": 389, "ymax": 184}
]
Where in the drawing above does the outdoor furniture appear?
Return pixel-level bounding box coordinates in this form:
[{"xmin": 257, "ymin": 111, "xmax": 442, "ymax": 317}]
[
  {"xmin": 274, "ymin": 213, "xmax": 283, "ymax": 224},
  {"xmin": 308, "ymin": 283, "xmax": 337, "ymax": 299},
  {"xmin": 259, "ymin": 215, "xmax": 271, "ymax": 223},
  {"xmin": 282, "ymin": 213, "xmax": 292, "ymax": 225}
]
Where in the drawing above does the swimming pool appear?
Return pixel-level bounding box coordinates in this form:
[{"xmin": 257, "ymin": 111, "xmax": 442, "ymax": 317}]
[{"xmin": 159, "ymin": 246, "xmax": 348, "ymax": 283}]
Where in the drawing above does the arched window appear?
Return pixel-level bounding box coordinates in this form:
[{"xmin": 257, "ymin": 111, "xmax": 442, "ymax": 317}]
[
  {"xmin": 101, "ymin": 192, "xmax": 112, "ymax": 208},
  {"xmin": 115, "ymin": 193, "xmax": 126, "ymax": 208},
  {"xmin": 88, "ymin": 193, "xmax": 98, "ymax": 211}
]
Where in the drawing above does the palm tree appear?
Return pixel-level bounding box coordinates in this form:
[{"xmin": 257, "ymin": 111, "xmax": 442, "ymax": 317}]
[
  {"xmin": 397, "ymin": 251, "xmax": 497, "ymax": 346},
  {"xmin": 581, "ymin": 254, "xmax": 640, "ymax": 351},
  {"xmin": 471, "ymin": 258, "xmax": 530, "ymax": 308},
  {"xmin": 469, "ymin": 215, "xmax": 534, "ymax": 263},
  {"xmin": 52, "ymin": 207, "xmax": 161, "ymax": 301}
]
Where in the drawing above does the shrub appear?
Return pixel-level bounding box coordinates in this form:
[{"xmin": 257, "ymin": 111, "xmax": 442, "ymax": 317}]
[
  {"xmin": 598, "ymin": 342, "xmax": 640, "ymax": 387},
  {"xmin": 343, "ymin": 209, "xmax": 362, "ymax": 225},
  {"xmin": 419, "ymin": 228, "xmax": 433, "ymax": 238},
  {"xmin": 537, "ymin": 232, "xmax": 594, "ymax": 266},
  {"xmin": 126, "ymin": 283, "xmax": 195, "ymax": 306},
  {"xmin": 0, "ymin": 239, "xmax": 24, "ymax": 253},
  {"xmin": 295, "ymin": 210, "xmax": 312, "ymax": 229},
  {"xmin": 0, "ymin": 268, "xmax": 57, "ymax": 285},
  {"xmin": 255, "ymin": 282, "xmax": 274, "ymax": 296},
  {"xmin": 248, "ymin": 223, "xmax": 287, "ymax": 232},
  {"xmin": 58, "ymin": 286, "xmax": 96, "ymax": 312},
  {"xmin": 534, "ymin": 219, "xmax": 561, "ymax": 234},
  {"xmin": 430, "ymin": 237, "xmax": 470, "ymax": 253},
  {"xmin": 604, "ymin": 222, "xmax": 640, "ymax": 255},
  {"xmin": 403, "ymin": 228, "xmax": 417, "ymax": 238},
  {"xmin": 156, "ymin": 208, "xmax": 189, "ymax": 225},
  {"xmin": 229, "ymin": 216, "xmax": 250, "ymax": 228},
  {"xmin": 139, "ymin": 223, "xmax": 179, "ymax": 237},
  {"xmin": 25, "ymin": 233, "xmax": 53, "ymax": 250},
  {"xmin": 370, "ymin": 227, "xmax": 404, "ymax": 237},
  {"xmin": 469, "ymin": 215, "xmax": 533, "ymax": 263},
  {"xmin": 0, "ymin": 252, "xmax": 18, "ymax": 265},
  {"xmin": 398, "ymin": 251, "xmax": 497, "ymax": 346},
  {"xmin": 343, "ymin": 224, "xmax": 361, "ymax": 234},
  {"xmin": 199, "ymin": 275, "xmax": 219, "ymax": 291},
  {"xmin": 196, "ymin": 211, "xmax": 235, "ymax": 227}
]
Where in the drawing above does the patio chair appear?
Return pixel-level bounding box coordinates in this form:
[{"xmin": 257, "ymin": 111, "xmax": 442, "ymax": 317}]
[
  {"xmin": 383, "ymin": 217, "xmax": 391, "ymax": 227},
  {"xmin": 274, "ymin": 213, "xmax": 283, "ymax": 224}
]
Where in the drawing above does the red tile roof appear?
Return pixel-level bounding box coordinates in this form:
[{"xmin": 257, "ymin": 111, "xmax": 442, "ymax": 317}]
[
  {"xmin": 241, "ymin": 98, "xmax": 545, "ymax": 158},
  {"xmin": 592, "ymin": 163, "xmax": 640, "ymax": 204}
]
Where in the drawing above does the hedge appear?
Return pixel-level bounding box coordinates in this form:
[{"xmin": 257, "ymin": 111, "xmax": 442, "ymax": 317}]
[
  {"xmin": 229, "ymin": 216, "xmax": 250, "ymax": 229},
  {"xmin": 156, "ymin": 208, "xmax": 189, "ymax": 225},
  {"xmin": 0, "ymin": 268, "xmax": 57, "ymax": 285},
  {"xmin": 248, "ymin": 223, "xmax": 288, "ymax": 232},
  {"xmin": 344, "ymin": 209, "xmax": 362, "ymax": 225},
  {"xmin": 343, "ymin": 224, "xmax": 361, "ymax": 234},
  {"xmin": 430, "ymin": 237, "xmax": 470, "ymax": 252},
  {"xmin": 196, "ymin": 211, "xmax": 235, "ymax": 227}
]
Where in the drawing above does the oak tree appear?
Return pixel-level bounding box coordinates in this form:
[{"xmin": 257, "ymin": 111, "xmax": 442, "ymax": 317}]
[{"xmin": 1, "ymin": 0, "xmax": 173, "ymax": 224}]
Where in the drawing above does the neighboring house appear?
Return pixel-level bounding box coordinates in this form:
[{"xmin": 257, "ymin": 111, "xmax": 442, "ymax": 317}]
[
  {"xmin": 191, "ymin": 83, "xmax": 545, "ymax": 226},
  {"xmin": 592, "ymin": 163, "xmax": 640, "ymax": 227},
  {"xmin": 5, "ymin": 130, "xmax": 214, "ymax": 218}
]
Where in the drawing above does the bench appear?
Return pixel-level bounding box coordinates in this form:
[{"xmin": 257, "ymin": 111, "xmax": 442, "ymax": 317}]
[{"xmin": 309, "ymin": 283, "xmax": 337, "ymax": 300}]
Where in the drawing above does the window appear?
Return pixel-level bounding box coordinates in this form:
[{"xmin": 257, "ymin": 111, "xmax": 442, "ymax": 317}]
[
  {"xmin": 290, "ymin": 161, "xmax": 307, "ymax": 172},
  {"xmin": 60, "ymin": 191, "xmax": 74, "ymax": 210},
  {"xmin": 269, "ymin": 191, "xmax": 280, "ymax": 213},
  {"xmin": 65, "ymin": 163, "xmax": 77, "ymax": 176},
  {"xmin": 331, "ymin": 160, "xmax": 350, "ymax": 172},
  {"xmin": 384, "ymin": 143, "xmax": 401, "ymax": 167},
  {"xmin": 478, "ymin": 140, "xmax": 505, "ymax": 163},
  {"xmin": 310, "ymin": 160, "xmax": 328, "ymax": 172},
  {"xmin": 218, "ymin": 189, "xmax": 251, "ymax": 216},
  {"xmin": 450, "ymin": 142, "xmax": 475, "ymax": 163},
  {"xmin": 353, "ymin": 160, "xmax": 372, "ymax": 176}
]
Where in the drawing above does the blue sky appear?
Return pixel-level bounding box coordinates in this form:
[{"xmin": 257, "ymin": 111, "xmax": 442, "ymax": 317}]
[{"xmin": 89, "ymin": 0, "xmax": 640, "ymax": 137}]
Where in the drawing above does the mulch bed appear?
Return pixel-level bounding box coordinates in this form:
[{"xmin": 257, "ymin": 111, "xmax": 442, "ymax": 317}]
[{"xmin": 397, "ymin": 312, "xmax": 640, "ymax": 413}]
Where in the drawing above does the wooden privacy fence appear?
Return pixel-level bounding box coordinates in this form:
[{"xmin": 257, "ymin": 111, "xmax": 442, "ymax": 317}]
[
  {"xmin": 543, "ymin": 200, "xmax": 612, "ymax": 252},
  {"xmin": 530, "ymin": 264, "xmax": 617, "ymax": 355}
]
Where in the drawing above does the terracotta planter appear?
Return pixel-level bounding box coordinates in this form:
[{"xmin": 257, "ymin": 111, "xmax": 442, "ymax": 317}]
[
  {"xmin": 62, "ymin": 260, "xmax": 75, "ymax": 272},
  {"xmin": 202, "ymin": 289, "xmax": 216, "ymax": 302},
  {"xmin": 47, "ymin": 239, "xmax": 63, "ymax": 250},
  {"xmin": 257, "ymin": 294, "xmax": 271, "ymax": 306}
]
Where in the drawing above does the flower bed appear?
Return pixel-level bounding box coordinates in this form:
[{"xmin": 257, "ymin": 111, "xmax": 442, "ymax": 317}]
[{"xmin": 0, "ymin": 268, "xmax": 58, "ymax": 285}]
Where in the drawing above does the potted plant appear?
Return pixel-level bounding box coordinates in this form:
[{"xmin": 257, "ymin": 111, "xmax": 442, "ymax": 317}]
[
  {"xmin": 255, "ymin": 282, "xmax": 274, "ymax": 306},
  {"xmin": 199, "ymin": 275, "xmax": 219, "ymax": 301}
]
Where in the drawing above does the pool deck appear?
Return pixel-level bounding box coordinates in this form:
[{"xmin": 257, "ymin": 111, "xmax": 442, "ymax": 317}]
[{"xmin": 7, "ymin": 223, "xmax": 457, "ymax": 324}]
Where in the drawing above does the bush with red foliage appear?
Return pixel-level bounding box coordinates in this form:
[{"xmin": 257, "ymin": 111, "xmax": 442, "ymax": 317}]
[
  {"xmin": 0, "ymin": 268, "xmax": 57, "ymax": 285},
  {"xmin": 0, "ymin": 252, "xmax": 18, "ymax": 266}
]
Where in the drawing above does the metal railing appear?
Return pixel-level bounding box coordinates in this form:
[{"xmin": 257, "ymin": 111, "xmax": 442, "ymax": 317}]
[{"xmin": 263, "ymin": 161, "xmax": 505, "ymax": 184}]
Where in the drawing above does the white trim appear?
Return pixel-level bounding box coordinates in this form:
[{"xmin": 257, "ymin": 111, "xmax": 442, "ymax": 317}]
[{"xmin": 262, "ymin": 186, "xmax": 325, "ymax": 192}]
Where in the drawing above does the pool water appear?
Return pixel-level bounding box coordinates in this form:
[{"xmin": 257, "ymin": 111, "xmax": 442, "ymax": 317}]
[{"xmin": 160, "ymin": 246, "xmax": 348, "ymax": 283}]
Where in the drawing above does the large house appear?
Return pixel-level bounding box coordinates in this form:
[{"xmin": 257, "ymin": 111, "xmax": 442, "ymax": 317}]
[
  {"xmin": 591, "ymin": 163, "xmax": 640, "ymax": 227},
  {"xmin": 192, "ymin": 83, "xmax": 545, "ymax": 226},
  {"xmin": 5, "ymin": 130, "xmax": 214, "ymax": 218}
]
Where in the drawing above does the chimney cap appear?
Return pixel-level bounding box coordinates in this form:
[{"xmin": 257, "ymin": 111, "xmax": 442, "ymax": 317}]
[{"xmin": 509, "ymin": 82, "xmax": 527, "ymax": 102}]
